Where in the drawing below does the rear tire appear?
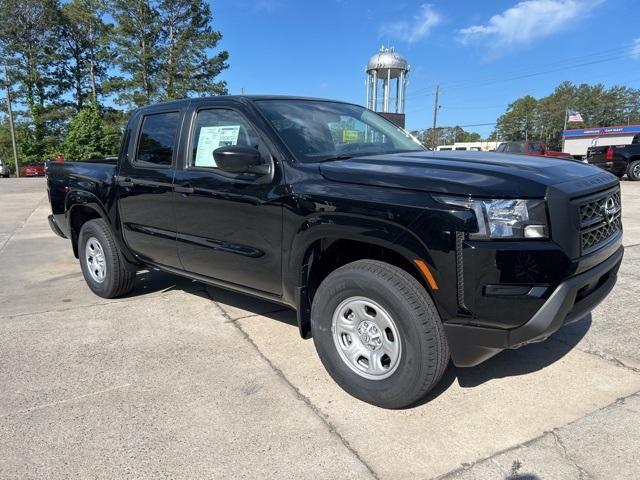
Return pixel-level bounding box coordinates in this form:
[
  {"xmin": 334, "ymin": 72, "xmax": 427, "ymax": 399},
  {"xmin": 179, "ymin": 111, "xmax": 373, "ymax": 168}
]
[
  {"xmin": 78, "ymin": 219, "xmax": 136, "ymax": 298},
  {"xmin": 311, "ymin": 259, "xmax": 449, "ymax": 409},
  {"xmin": 627, "ymin": 160, "xmax": 640, "ymax": 181}
]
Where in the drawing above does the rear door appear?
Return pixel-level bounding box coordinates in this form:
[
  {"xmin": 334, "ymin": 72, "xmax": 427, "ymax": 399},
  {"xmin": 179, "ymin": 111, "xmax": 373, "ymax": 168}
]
[
  {"xmin": 172, "ymin": 101, "xmax": 284, "ymax": 295},
  {"xmin": 117, "ymin": 107, "xmax": 185, "ymax": 268}
]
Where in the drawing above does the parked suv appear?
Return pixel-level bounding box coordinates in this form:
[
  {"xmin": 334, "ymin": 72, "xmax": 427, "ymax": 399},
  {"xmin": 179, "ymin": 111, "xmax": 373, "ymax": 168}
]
[{"xmin": 47, "ymin": 96, "xmax": 623, "ymax": 408}]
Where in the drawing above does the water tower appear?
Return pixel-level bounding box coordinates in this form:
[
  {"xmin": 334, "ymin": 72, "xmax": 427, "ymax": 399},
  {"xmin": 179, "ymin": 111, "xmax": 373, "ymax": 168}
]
[{"xmin": 366, "ymin": 46, "xmax": 409, "ymax": 127}]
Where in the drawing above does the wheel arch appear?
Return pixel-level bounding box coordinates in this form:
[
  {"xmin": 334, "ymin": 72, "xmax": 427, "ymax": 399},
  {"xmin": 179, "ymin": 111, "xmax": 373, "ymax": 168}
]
[
  {"xmin": 65, "ymin": 191, "xmax": 138, "ymax": 269},
  {"xmin": 66, "ymin": 196, "xmax": 109, "ymax": 258},
  {"xmin": 289, "ymin": 222, "xmax": 440, "ymax": 339}
]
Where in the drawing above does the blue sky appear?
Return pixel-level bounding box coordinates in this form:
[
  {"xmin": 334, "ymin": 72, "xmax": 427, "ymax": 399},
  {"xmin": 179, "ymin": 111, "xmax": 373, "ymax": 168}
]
[{"xmin": 214, "ymin": 0, "xmax": 640, "ymax": 137}]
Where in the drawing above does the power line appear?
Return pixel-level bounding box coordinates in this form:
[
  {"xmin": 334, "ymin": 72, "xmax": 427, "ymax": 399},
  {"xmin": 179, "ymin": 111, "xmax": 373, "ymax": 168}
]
[
  {"xmin": 407, "ymin": 42, "xmax": 637, "ymax": 97},
  {"xmin": 405, "ymin": 72, "xmax": 640, "ymax": 115}
]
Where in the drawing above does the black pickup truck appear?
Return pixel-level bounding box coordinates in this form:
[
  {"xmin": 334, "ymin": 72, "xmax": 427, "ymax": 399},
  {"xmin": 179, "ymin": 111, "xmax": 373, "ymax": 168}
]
[
  {"xmin": 47, "ymin": 96, "xmax": 623, "ymax": 408},
  {"xmin": 587, "ymin": 134, "xmax": 640, "ymax": 180}
]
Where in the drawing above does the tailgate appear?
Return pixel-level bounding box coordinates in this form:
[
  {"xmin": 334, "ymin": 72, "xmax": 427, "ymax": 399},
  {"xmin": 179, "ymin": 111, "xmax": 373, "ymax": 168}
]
[{"xmin": 586, "ymin": 146, "xmax": 607, "ymax": 163}]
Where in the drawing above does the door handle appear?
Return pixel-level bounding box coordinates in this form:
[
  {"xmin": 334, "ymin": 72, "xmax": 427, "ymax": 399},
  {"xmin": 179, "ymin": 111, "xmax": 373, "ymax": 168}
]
[
  {"xmin": 118, "ymin": 177, "xmax": 134, "ymax": 187},
  {"xmin": 174, "ymin": 184, "xmax": 195, "ymax": 195}
]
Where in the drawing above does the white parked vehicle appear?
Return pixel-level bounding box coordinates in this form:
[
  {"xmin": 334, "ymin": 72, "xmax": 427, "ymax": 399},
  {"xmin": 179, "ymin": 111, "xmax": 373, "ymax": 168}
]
[
  {"xmin": 435, "ymin": 145, "xmax": 481, "ymax": 151},
  {"xmin": 0, "ymin": 159, "xmax": 10, "ymax": 178}
]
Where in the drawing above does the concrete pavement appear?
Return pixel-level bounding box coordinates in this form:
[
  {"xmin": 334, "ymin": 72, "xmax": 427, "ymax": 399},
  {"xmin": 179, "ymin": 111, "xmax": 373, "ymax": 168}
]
[{"xmin": 1, "ymin": 177, "xmax": 639, "ymax": 479}]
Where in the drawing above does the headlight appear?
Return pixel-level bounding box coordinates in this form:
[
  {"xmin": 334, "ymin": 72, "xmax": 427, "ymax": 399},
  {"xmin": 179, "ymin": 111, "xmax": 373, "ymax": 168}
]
[{"xmin": 434, "ymin": 196, "xmax": 548, "ymax": 239}]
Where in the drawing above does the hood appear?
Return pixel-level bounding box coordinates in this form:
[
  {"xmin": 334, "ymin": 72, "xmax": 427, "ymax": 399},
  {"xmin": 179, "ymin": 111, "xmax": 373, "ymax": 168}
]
[{"xmin": 319, "ymin": 151, "xmax": 611, "ymax": 198}]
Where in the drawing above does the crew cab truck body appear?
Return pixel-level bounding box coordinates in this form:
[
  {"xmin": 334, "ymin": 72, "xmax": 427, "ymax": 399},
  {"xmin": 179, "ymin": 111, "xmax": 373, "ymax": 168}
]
[
  {"xmin": 587, "ymin": 134, "xmax": 640, "ymax": 180},
  {"xmin": 47, "ymin": 96, "xmax": 623, "ymax": 408},
  {"xmin": 496, "ymin": 141, "xmax": 573, "ymax": 159}
]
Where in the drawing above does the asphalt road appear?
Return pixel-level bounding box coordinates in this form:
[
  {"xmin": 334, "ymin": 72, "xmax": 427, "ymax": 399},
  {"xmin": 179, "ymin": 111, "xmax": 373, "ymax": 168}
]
[{"xmin": 1, "ymin": 177, "xmax": 639, "ymax": 479}]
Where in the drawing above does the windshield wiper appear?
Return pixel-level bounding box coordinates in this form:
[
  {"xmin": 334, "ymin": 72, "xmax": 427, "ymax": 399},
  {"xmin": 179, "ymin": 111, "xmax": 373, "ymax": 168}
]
[{"xmin": 318, "ymin": 154, "xmax": 353, "ymax": 163}]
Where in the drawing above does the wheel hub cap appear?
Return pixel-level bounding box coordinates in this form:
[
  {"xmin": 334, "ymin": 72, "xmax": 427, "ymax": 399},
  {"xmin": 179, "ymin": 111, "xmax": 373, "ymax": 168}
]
[
  {"xmin": 331, "ymin": 296, "xmax": 402, "ymax": 380},
  {"xmin": 85, "ymin": 236, "xmax": 106, "ymax": 284},
  {"xmin": 357, "ymin": 321, "xmax": 382, "ymax": 351}
]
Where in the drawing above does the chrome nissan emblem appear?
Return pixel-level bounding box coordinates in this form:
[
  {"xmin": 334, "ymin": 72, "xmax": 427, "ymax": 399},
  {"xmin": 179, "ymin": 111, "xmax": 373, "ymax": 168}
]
[{"xmin": 602, "ymin": 197, "xmax": 616, "ymax": 225}]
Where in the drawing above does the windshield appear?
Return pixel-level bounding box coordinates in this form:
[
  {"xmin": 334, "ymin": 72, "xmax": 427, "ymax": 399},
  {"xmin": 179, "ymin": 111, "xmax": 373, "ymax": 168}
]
[{"xmin": 255, "ymin": 99, "xmax": 425, "ymax": 162}]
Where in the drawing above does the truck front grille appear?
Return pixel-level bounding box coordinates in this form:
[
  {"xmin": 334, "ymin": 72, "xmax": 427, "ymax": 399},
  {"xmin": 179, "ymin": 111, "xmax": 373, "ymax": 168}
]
[{"xmin": 578, "ymin": 188, "xmax": 622, "ymax": 254}]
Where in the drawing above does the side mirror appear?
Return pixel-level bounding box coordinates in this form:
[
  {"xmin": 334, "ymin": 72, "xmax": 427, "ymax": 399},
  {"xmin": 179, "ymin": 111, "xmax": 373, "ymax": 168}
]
[{"xmin": 213, "ymin": 146, "xmax": 270, "ymax": 175}]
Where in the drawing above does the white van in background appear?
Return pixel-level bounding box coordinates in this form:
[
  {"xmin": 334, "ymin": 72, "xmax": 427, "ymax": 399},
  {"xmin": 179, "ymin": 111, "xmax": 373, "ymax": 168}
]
[{"xmin": 435, "ymin": 145, "xmax": 481, "ymax": 151}]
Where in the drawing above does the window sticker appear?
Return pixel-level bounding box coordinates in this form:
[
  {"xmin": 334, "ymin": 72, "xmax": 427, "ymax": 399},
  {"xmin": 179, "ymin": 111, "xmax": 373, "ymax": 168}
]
[
  {"xmin": 194, "ymin": 125, "xmax": 241, "ymax": 167},
  {"xmin": 342, "ymin": 129, "xmax": 359, "ymax": 143}
]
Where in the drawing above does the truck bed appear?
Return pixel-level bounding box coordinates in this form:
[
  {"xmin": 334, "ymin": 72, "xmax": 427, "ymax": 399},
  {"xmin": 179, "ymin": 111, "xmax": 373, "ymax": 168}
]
[{"xmin": 47, "ymin": 160, "xmax": 118, "ymax": 223}]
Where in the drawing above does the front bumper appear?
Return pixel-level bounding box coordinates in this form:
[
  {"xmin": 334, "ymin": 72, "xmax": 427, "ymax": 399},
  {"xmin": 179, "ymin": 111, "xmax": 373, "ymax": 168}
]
[{"xmin": 444, "ymin": 245, "xmax": 623, "ymax": 367}]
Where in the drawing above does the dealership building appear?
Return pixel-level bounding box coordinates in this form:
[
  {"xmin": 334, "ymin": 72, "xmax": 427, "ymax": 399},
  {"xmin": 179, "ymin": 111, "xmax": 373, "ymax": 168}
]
[{"xmin": 563, "ymin": 124, "xmax": 640, "ymax": 157}]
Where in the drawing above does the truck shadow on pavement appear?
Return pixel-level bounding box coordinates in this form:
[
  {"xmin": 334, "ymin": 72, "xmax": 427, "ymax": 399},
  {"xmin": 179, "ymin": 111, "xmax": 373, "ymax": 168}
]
[
  {"xmin": 412, "ymin": 315, "xmax": 591, "ymax": 407},
  {"xmin": 130, "ymin": 269, "xmax": 591, "ymax": 407}
]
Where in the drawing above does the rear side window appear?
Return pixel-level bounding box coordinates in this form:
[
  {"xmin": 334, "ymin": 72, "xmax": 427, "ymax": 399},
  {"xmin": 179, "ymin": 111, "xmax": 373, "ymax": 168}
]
[
  {"xmin": 135, "ymin": 112, "xmax": 180, "ymax": 166},
  {"xmin": 508, "ymin": 143, "xmax": 524, "ymax": 153},
  {"xmin": 529, "ymin": 143, "xmax": 543, "ymax": 152}
]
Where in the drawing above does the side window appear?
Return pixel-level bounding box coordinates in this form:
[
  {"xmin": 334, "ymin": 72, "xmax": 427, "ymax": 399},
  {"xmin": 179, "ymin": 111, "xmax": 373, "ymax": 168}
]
[
  {"xmin": 497, "ymin": 143, "xmax": 506, "ymax": 152},
  {"xmin": 191, "ymin": 109, "xmax": 260, "ymax": 168},
  {"xmin": 136, "ymin": 112, "xmax": 180, "ymax": 166},
  {"xmin": 529, "ymin": 143, "xmax": 543, "ymax": 152}
]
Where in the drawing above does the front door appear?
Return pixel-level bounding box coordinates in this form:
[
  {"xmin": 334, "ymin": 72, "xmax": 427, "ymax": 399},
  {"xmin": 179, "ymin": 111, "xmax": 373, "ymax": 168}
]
[
  {"xmin": 117, "ymin": 109, "xmax": 183, "ymax": 268},
  {"xmin": 173, "ymin": 105, "xmax": 283, "ymax": 295}
]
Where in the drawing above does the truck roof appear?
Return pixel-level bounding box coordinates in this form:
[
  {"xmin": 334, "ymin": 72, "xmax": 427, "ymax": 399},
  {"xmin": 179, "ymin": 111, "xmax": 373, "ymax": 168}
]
[{"xmin": 133, "ymin": 95, "xmax": 357, "ymax": 113}]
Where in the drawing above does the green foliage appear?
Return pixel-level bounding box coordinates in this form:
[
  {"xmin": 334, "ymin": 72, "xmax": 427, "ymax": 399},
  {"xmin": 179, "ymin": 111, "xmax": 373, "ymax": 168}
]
[
  {"xmin": 494, "ymin": 82, "xmax": 640, "ymax": 149},
  {"xmin": 411, "ymin": 126, "xmax": 483, "ymax": 148},
  {"xmin": 159, "ymin": 0, "xmax": 229, "ymax": 99},
  {"xmin": 109, "ymin": 0, "xmax": 162, "ymax": 107},
  {"xmin": 62, "ymin": 103, "xmax": 111, "ymax": 160},
  {"xmin": 0, "ymin": 0, "xmax": 228, "ymax": 161},
  {"xmin": 58, "ymin": 0, "xmax": 113, "ymax": 110},
  {"xmin": 109, "ymin": 0, "xmax": 229, "ymax": 107}
]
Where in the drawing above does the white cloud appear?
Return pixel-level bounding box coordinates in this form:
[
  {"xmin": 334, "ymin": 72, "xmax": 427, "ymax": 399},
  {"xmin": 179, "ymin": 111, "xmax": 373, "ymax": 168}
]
[
  {"xmin": 632, "ymin": 38, "xmax": 640, "ymax": 60},
  {"xmin": 379, "ymin": 4, "xmax": 442, "ymax": 44},
  {"xmin": 458, "ymin": 0, "xmax": 602, "ymax": 53}
]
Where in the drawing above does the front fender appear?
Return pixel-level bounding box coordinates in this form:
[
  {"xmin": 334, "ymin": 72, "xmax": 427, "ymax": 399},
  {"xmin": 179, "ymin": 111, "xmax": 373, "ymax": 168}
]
[{"xmin": 287, "ymin": 212, "xmax": 436, "ymax": 289}]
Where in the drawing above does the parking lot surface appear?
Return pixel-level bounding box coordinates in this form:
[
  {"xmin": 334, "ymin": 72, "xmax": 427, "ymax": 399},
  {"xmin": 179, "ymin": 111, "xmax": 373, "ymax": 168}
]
[{"xmin": 1, "ymin": 177, "xmax": 639, "ymax": 479}]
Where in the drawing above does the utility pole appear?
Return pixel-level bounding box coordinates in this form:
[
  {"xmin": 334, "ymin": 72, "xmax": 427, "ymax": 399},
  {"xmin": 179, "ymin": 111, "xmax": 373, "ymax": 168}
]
[
  {"xmin": 431, "ymin": 84, "xmax": 440, "ymax": 149},
  {"xmin": 2, "ymin": 66, "xmax": 19, "ymax": 178},
  {"xmin": 561, "ymin": 107, "xmax": 568, "ymax": 153}
]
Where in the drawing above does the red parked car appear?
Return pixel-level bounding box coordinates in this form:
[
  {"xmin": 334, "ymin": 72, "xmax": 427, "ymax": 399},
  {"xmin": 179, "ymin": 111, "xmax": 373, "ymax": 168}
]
[
  {"xmin": 22, "ymin": 163, "xmax": 46, "ymax": 177},
  {"xmin": 496, "ymin": 141, "xmax": 573, "ymax": 159}
]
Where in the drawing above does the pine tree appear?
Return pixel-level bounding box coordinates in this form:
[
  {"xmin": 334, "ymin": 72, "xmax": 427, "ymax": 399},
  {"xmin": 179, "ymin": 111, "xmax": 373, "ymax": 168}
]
[
  {"xmin": 158, "ymin": 0, "xmax": 229, "ymax": 99},
  {"xmin": 58, "ymin": 0, "xmax": 113, "ymax": 111},
  {"xmin": 109, "ymin": 0, "xmax": 162, "ymax": 107},
  {"xmin": 0, "ymin": 0, "xmax": 61, "ymax": 162}
]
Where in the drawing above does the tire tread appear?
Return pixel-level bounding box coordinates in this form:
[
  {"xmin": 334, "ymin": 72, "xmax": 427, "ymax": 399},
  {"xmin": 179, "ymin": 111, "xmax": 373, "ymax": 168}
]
[{"xmin": 79, "ymin": 218, "xmax": 136, "ymax": 298}]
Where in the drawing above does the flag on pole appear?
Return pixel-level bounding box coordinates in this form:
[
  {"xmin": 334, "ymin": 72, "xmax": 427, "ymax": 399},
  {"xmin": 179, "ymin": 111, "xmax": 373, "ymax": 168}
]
[{"xmin": 567, "ymin": 110, "xmax": 583, "ymax": 122}]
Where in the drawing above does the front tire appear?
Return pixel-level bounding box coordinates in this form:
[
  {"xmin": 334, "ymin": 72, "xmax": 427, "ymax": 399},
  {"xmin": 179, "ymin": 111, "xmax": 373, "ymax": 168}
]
[
  {"xmin": 78, "ymin": 219, "xmax": 136, "ymax": 298},
  {"xmin": 627, "ymin": 160, "xmax": 640, "ymax": 181},
  {"xmin": 311, "ymin": 260, "xmax": 449, "ymax": 409}
]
